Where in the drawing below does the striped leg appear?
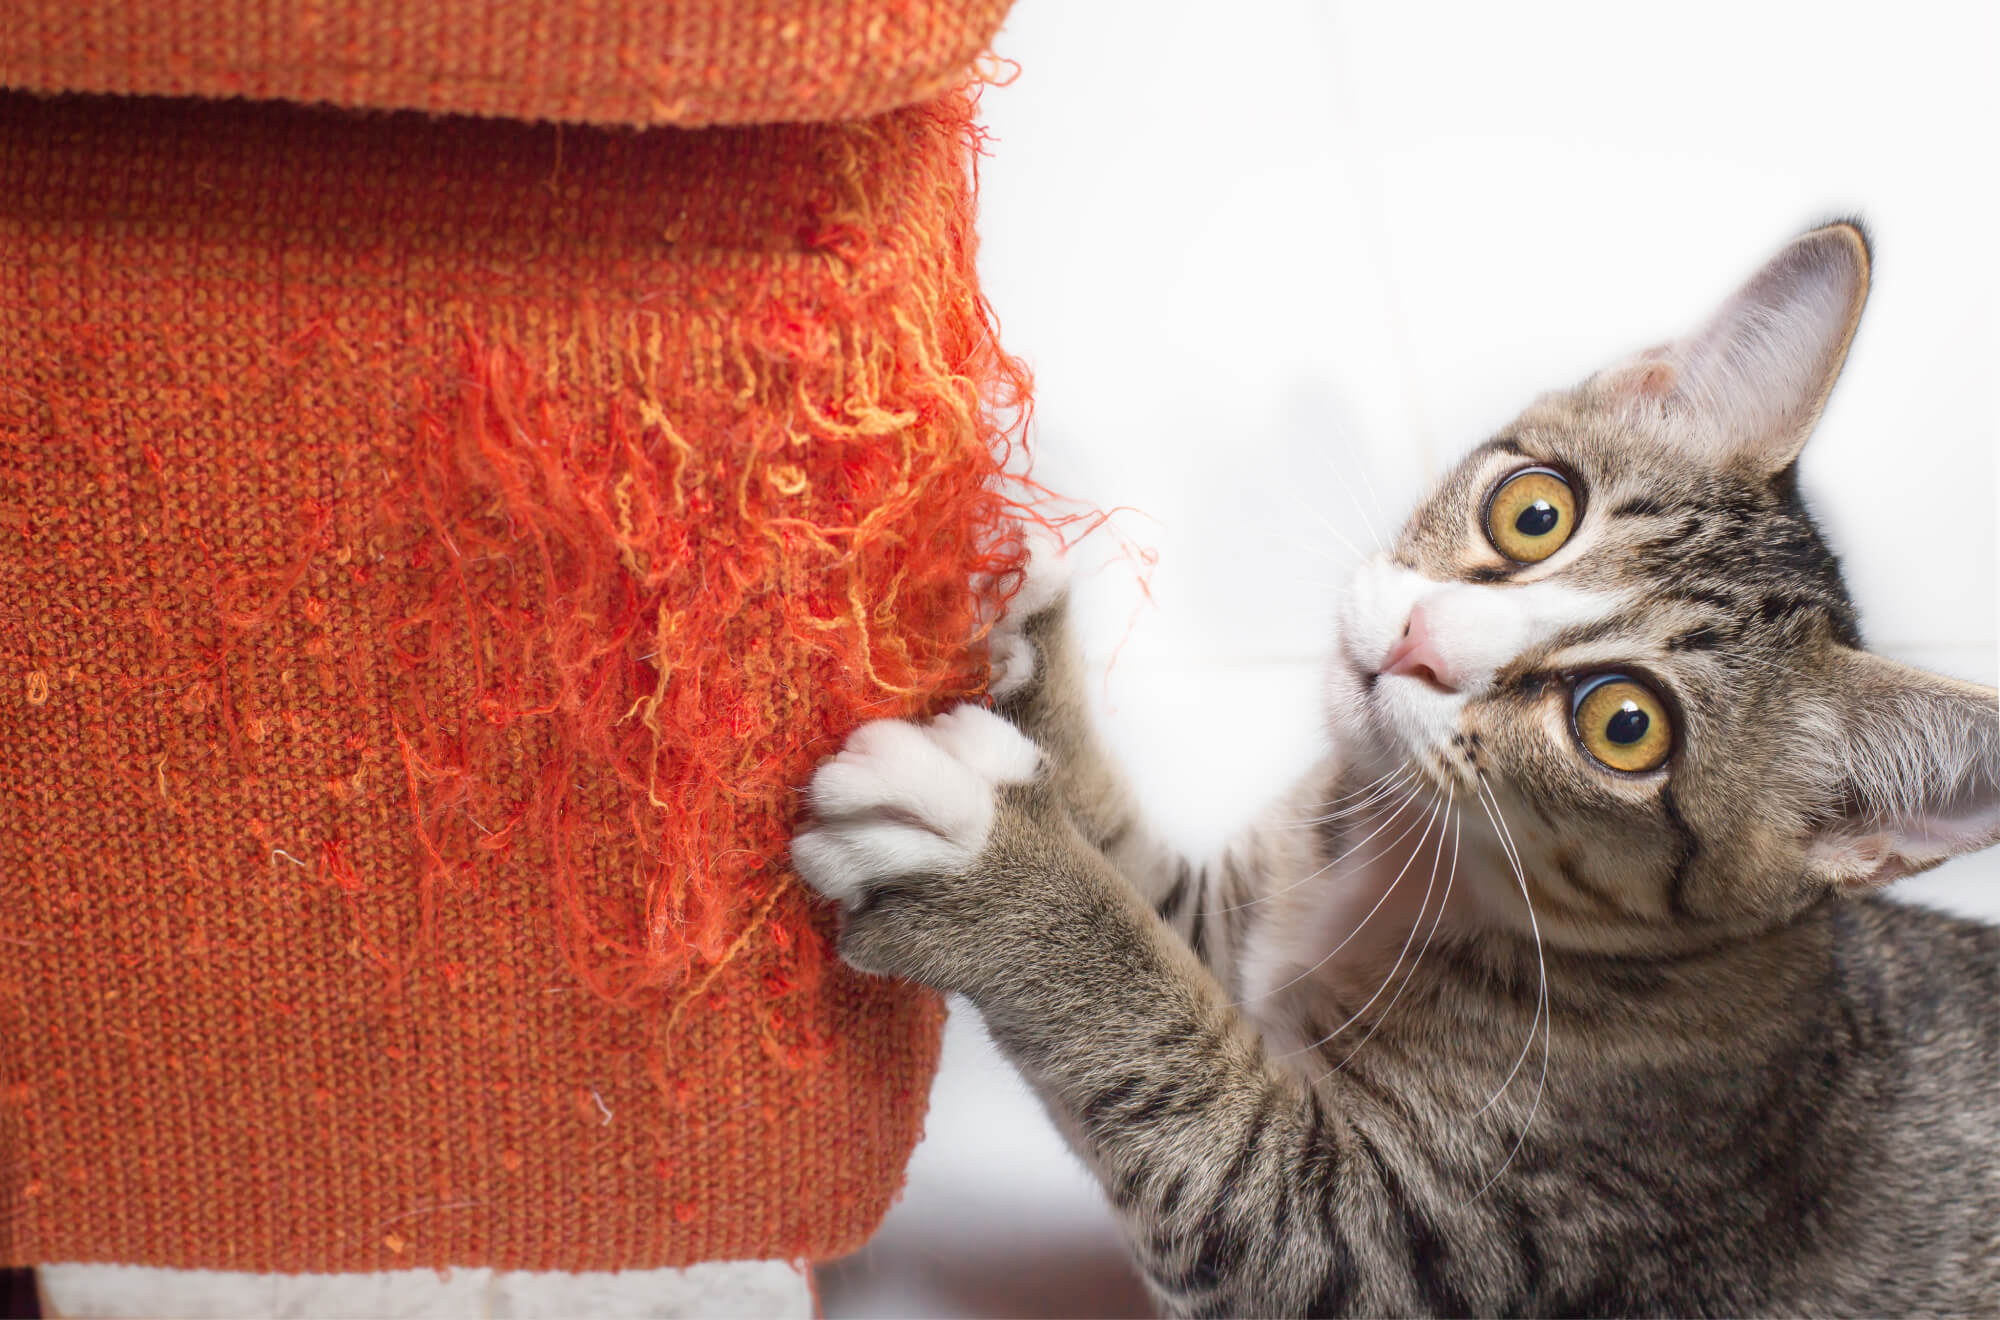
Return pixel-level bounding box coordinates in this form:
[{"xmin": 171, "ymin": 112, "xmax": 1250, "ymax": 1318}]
[
  {"xmin": 792, "ymin": 714, "xmax": 1499, "ymax": 1317},
  {"xmin": 991, "ymin": 558, "xmax": 1269, "ymax": 991}
]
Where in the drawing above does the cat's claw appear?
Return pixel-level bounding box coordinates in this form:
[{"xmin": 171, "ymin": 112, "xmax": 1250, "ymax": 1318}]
[
  {"xmin": 792, "ymin": 705, "xmax": 1042, "ymax": 906},
  {"xmin": 980, "ymin": 523, "xmax": 1070, "ymax": 701}
]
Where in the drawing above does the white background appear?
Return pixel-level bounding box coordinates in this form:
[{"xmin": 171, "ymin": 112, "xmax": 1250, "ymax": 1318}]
[{"xmin": 824, "ymin": 3, "xmax": 1998, "ymax": 1314}]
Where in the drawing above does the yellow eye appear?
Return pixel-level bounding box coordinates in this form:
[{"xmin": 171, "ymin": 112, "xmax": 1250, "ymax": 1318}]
[
  {"xmin": 1485, "ymin": 467, "xmax": 1577, "ymax": 563},
  {"xmin": 1572, "ymin": 675, "xmax": 1673, "ymax": 773}
]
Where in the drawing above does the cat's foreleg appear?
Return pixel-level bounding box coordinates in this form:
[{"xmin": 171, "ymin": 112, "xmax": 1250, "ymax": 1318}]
[
  {"xmin": 988, "ymin": 535, "xmax": 1268, "ymax": 985},
  {"xmin": 791, "ymin": 705, "xmax": 1468, "ymax": 1318}
]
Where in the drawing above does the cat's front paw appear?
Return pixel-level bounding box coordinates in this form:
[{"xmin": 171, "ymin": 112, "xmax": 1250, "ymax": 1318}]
[
  {"xmin": 792, "ymin": 705, "xmax": 1043, "ymax": 982},
  {"xmin": 980, "ymin": 523, "xmax": 1070, "ymax": 702}
]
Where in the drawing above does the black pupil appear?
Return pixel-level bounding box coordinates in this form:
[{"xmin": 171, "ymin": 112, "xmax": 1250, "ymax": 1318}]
[
  {"xmin": 1515, "ymin": 500, "xmax": 1560, "ymax": 537},
  {"xmin": 1605, "ymin": 702, "xmax": 1649, "ymax": 745}
]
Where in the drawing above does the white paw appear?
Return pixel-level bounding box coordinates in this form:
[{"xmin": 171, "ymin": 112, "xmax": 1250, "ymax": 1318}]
[
  {"xmin": 979, "ymin": 523, "xmax": 1070, "ymax": 701},
  {"xmin": 792, "ymin": 705, "xmax": 1042, "ymax": 903}
]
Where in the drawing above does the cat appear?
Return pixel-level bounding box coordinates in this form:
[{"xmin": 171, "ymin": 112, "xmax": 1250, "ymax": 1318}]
[{"xmin": 791, "ymin": 222, "xmax": 2000, "ymax": 1317}]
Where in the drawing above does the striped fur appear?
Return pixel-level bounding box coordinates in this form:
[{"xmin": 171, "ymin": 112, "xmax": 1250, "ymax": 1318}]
[{"xmin": 793, "ymin": 225, "xmax": 2000, "ymax": 1316}]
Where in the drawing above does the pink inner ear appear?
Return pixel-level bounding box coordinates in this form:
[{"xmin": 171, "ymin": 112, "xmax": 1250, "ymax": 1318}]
[
  {"xmin": 1631, "ymin": 361, "xmax": 1677, "ymax": 399},
  {"xmin": 1604, "ymin": 352, "xmax": 1678, "ymax": 402},
  {"xmin": 1813, "ymin": 801, "xmax": 2000, "ymax": 892},
  {"xmin": 1809, "ymin": 831, "xmax": 1911, "ymax": 892}
]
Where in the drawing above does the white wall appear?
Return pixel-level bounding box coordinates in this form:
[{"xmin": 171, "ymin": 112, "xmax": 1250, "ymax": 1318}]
[{"xmin": 824, "ymin": 4, "xmax": 1998, "ymax": 1313}]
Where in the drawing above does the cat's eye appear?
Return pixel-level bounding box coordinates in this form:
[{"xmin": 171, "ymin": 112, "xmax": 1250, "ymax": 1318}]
[
  {"xmin": 1572, "ymin": 675, "xmax": 1673, "ymax": 773},
  {"xmin": 1485, "ymin": 467, "xmax": 1577, "ymax": 563}
]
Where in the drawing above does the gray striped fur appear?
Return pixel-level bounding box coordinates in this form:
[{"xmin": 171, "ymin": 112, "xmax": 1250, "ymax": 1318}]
[{"xmin": 795, "ymin": 224, "xmax": 2000, "ymax": 1317}]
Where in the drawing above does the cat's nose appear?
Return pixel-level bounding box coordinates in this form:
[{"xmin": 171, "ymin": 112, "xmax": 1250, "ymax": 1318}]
[{"xmin": 1379, "ymin": 601, "xmax": 1458, "ymax": 692}]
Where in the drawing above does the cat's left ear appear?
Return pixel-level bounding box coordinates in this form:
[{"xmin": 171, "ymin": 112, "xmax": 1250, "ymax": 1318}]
[
  {"xmin": 1606, "ymin": 222, "xmax": 1870, "ymax": 477},
  {"xmin": 1804, "ymin": 650, "xmax": 2000, "ymax": 892}
]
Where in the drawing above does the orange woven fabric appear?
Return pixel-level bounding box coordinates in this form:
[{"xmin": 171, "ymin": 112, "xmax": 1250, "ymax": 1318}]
[
  {"xmin": 0, "ymin": 86, "xmax": 1026, "ymax": 1271},
  {"xmin": 0, "ymin": 0, "xmax": 1014, "ymax": 127}
]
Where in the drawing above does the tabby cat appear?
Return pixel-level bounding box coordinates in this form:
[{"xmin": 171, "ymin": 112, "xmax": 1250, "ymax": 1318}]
[{"xmin": 792, "ymin": 223, "xmax": 2000, "ymax": 1316}]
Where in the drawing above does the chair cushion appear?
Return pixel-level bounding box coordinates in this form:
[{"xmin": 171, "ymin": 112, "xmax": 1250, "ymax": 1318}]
[{"xmin": 0, "ymin": 0, "xmax": 1014, "ymax": 126}]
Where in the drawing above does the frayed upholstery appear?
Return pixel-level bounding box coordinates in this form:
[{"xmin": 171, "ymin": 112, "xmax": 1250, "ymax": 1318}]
[{"xmin": 0, "ymin": 85, "xmax": 1026, "ymax": 1270}]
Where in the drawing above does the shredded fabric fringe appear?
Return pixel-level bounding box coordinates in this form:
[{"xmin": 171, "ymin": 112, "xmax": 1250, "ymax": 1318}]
[{"xmin": 365, "ymin": 91, "xmax": 1041, "ymax": 1028}]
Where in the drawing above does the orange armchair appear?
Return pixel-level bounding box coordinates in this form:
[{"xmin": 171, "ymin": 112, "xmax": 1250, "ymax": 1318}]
[{"xmin": 0, "ymin": 0, "xmax": 1019, "ymax": 1274}]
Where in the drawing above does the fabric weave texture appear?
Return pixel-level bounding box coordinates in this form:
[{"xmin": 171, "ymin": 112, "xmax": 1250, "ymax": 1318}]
[
  {"xmin": 0, "ymin": 0, "xmax": 1015, "ymax": 127},
  {"xmin": 0, "ymin": 77, "xmax": 1024, "ymax": 1270}
]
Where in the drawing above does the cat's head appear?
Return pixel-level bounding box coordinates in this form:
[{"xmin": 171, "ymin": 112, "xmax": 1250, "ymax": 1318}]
[{"xmin": 1331, "ymin": 223, "xmax": 1999, "ymax": 949}]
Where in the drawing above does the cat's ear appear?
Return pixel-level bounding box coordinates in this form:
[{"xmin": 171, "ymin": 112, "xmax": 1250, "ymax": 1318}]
[
  {"xmin": 1803, "ymin": 650, "xmax": 2000, "ymax": 893},
  {"xmin": 1604, "ymin": 222, "xmax": 1870, "ymax": 477}
]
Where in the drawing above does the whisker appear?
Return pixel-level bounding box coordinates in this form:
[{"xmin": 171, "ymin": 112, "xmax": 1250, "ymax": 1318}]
[
  {"xmin": 1228, "ymin": 781, "xmax": 1426, "ymax": 905},
  {"xmin": 1209, "ymin": 777, "xmax": 1430, "ymax": 917},
  {"xmin": 1314, "ymin": 448, "xmax": 1391, "ymax": 555},
  {"xmin": 1254, "ymin": 789, "xmax": 1449, "ymax": 1017},
  {"xmin": 1331, "ymin": 476, "xmax": 1387, "ymax": 557},
  {"xmin": 1305, "ymin": 760, "xmax": 1413, "ymax": 814},
  {"xmin": 1337, "ymin": 762, "xmax": 1414, "ymax": 805},
  {"xmin": 1346, "ymin": 455, "xmax": 1399, "ymax": 544},
  {"xmin": 1329, "ymin": 784, "xmax": 1460, "ymax": 1073},
  {"xmin": 1479, "ymin": 777, "xmax": 1537, "ymax": 929},
  {"xmin": 1289, "ymin": 763, "xmax": 1421, "ymax": 827},
  {"xmin": 1281, "ymin": 489, "xmax": 1372, "ymax": 563},
  {"xmin": 1309, "ymin": 781, "xmax": 1456, "ymax": 1073},
  {"xmin": 1473, "ymin": 772, "xmax": 1528, "ymax": 879},
  {"xmin": 1463, "ymin": 775, "xmax": 1552, "ymax": 1208},
  {"xmin": 1279, "ymin": 785, "xmax": 1413, "ymax": 833},
  {"xmin": 1468, "ymin": 781, "xmax": 1538, "ymax": 1111},
  {"xmin": 1286, "ymin": 787, "xmax": 1415, "ymax": 832}
]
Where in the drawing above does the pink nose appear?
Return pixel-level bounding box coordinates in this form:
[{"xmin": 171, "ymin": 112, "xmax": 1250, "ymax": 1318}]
[{"xmin": 1379, "ymin": 601, "xmax": 1456, "ymax": 692}]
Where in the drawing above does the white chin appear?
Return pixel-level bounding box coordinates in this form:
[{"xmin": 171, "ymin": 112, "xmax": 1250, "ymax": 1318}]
[{"xmin": 1371, "ymin": 672, "xmax": 1468, "ymax": 766}]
